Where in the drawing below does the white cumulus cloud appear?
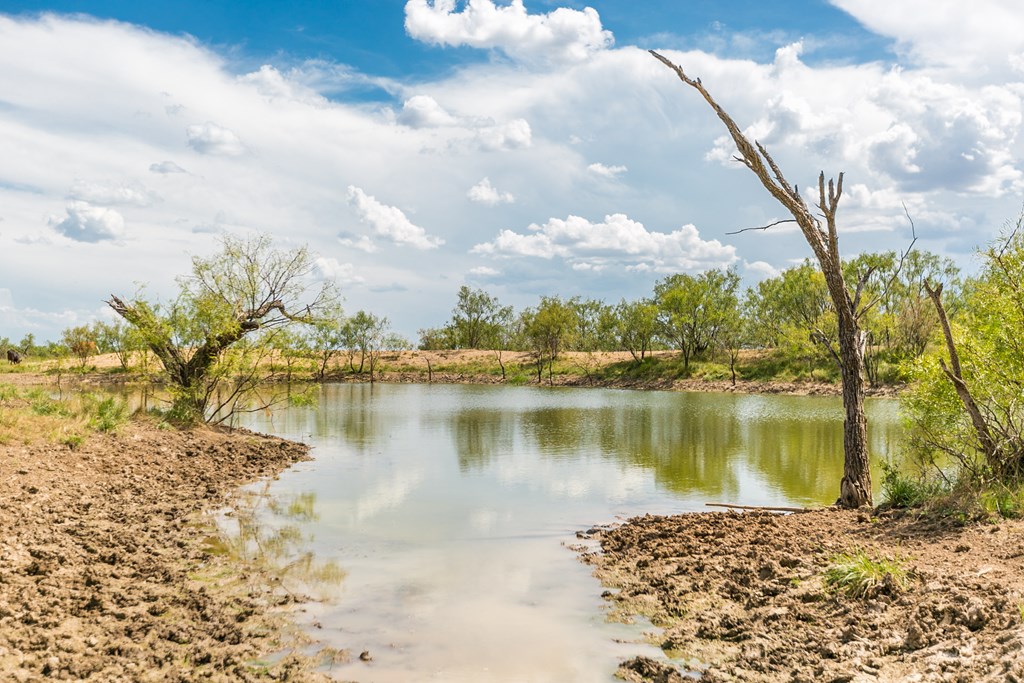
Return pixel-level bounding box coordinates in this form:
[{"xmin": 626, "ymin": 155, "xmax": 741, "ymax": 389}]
[
  {"xmin": 587, "ymin": 162, "xmax": 628, "ymax": 179},
  {"xmin": 404, "ymin": 0, "xmax": 613, "ymax": 65},
  {"xmin": 185, "ymin": 122, "xmax": 246, "ymax": 156},
  {"xmin": 337, "ymin": 232, "xmax": 379, "ymax": 253},
  {"xmin": 471, "ymin": 213, "xmax": 737, "ymax": 273},
  {"xmin": 831, "ymin": 0, "xmax": 1024, "ymax": 75},
  {"xmin": 315, "ymin": 257, "xmax": 365, "ymax": 285},
  {"xmin": 743, "ymin": 260, "xmax": 781, "ymax": 278},
  {"xmin": 467, "ymin": 177, "xmax": 515, "ymax": 205},
  {"xmin": 398, "ymin": 94, "xmax": 459, "ymax": 128},
  {"xmin": 468, "ymin": 265, "xmax": 500, "ymax": 277},
  {"xmin": 347, "ymin": 186, "xmax": 444, "ymax": 250},
  {"xmin": 49, "ymin": 202, "xmax": 126, "ymax": 243},
  {"xmin": 476, "ymin": 118, "xmax": 532, "ymax": 151}
]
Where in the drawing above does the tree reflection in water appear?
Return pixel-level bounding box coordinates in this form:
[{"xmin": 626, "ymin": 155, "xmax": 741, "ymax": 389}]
[{"xmin": 206, "ymin": 484, "xmax": 345, "ymax": 599}]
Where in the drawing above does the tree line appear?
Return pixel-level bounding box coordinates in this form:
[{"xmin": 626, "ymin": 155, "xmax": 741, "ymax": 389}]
[
  {"xmin": 416, "ymin": 248, "xmax": 961, "ymax": 387},
  {"xmin": 7, "ymin": 246, "xmax": 963, "ymax": 395}
]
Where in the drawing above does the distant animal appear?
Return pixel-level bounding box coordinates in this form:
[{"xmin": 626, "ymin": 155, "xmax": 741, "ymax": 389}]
[{"xmin": 6, "ymin": 349, "xmax": 21, "ymax": 364}]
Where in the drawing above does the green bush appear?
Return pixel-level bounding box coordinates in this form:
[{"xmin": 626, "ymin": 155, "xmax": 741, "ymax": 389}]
[
  {"xmin": 26, "ymin": 389, "xmax": 70, "ymax": 417},
  {"xmin": 86, "ymin": 395, "xmax": 130, "ymax": 432},
  {"xmin": 880, "ymin": 460, "xmax": 948, "ymax": 508}
]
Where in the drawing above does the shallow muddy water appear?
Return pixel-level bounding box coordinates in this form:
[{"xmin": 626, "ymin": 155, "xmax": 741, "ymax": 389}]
[{"xmin": 234, "ymin": 383, "xmax": 902, "ymax": 682}]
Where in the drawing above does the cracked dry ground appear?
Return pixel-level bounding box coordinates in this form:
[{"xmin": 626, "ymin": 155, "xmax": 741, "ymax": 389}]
[
  {"xmin": 582, "ymin": 509, "xmax": 1024, "ymax": 683},
  {"xmin": 0, "ymin": 420, "xmax": 334, "ymax": 682}
]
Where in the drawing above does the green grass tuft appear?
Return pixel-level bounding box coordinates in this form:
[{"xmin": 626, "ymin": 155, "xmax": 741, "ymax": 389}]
[
  {"xmin": 823, "ymin": 549, "xmax": 910, "ymax": 599},
  {"xmin": 880, "ymin": 460, "xmax": 949, "ymax": 508}
]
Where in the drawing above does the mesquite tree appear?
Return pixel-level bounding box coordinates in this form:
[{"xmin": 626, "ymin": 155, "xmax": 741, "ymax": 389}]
[
  {"xmin": 108, "ymin": 234, "xmax": 337, "ymax": 423},
  {"xmin": 652, "ymin": 50, "xmax": 878, "ymax": 507}
]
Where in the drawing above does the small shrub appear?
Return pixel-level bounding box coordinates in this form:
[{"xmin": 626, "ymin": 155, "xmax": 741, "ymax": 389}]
[
  {"xmin": 823, "ymin": 549, "xmax": 910, "ymax": 599},
  {"xmin": 27, "ymin": 389, "xmax": 69, "ymax": 417},
  {"xmin": 980, "ymin": 485, "xmax": 1024, "ymax": 519},
  {"xmin": 880, "ymin": 460, "xmax": 948, "ymax": 508},
  {"xmin": 86, "ymin": 396, "xmax": 130, "ymax": 432}
]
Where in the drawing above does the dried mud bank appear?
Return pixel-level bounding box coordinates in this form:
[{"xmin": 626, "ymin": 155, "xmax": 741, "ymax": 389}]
[
  {"xmin": 581, "ymin": 510, "xmax": 1024, "ymax": 683},
  {"xmin": 0, "ymin": 421, "xmax": 336, "ymax": 682}
]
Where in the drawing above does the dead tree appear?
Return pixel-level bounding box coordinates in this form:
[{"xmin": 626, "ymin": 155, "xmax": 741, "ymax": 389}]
[
  {"xmin": 651, "ymin": 50, "xmax": 874, "ymax": 507},
  {"xmin": 924, "ymin": 281, "xmax": 1003, "ymax": 470}
]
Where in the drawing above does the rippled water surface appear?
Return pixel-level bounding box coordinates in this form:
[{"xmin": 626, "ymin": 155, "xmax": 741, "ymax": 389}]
[{"xmin": 234, "ymin": 383, "xmax": 902, "ymax": 682}]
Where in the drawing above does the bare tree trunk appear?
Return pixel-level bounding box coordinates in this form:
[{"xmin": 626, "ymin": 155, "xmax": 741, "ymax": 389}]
[
  {"xmin": 651, "ymin": 51, "xmax": 873, "ymax": 506},
  {"xmin": 837, "ymin": 317, "xmax": 871, "ymax": 507},
  {"xmin": 925, "ymin": 282, "xmax": 999, "ymax": 462}
]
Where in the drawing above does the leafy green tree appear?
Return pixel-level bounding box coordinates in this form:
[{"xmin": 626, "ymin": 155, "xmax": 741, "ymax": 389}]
[
  {"xmin": 343, "ymin": 310, "xmax": 405, "ymax": 381},
  {"xmin": 108, "ymin": 234, "xmax": 337, "ymax": 423},
  {"xmin": 305, "ymin": 310, "xmax": 346, "ymax": 381},
  {"xmin": 568, "ymin": 297, "xmax": 613, "ymax": 352},
  {"xmin": 717, "ymin": 302, "xmax": 750, "ymax": 386},
  {"xmin": 268, "ymin": 328, "xmax": 306, "ymax": 383},
  {"xmin": 745, "ymin": 262, "xmax": 835, "ymax": 375},
  {"xmin": 18, "ymin": 333, "xmax": 35, "ymax": 357},
  {"xmin": 487, "ymin": 304, "xmax": 518, "ymax": 380},
  {"xmin": 849, "ymin": 250, "xmax": 960, "ymax": 360},
  {"xmin": 522, "ymin": 296, "xmax": 576, "ymax": 384},
  {"xmin": 92, "ymin": 319, "xmax": 142, "ymax": 371},
  {"xmin": 417, "ymin": 326, "xmax": 456, "ymax": 351},
  {"xmin": 60, "ymin": 325, "xmax": 98, "ymax": 368},
  {"xmin": 654, "ymin": 268, "xmax": 740, "ymax": 371},
  {"xmin": 448, "ymin": 286, "xmax": 513, "ymax": 350},
  {"xmin": 614, "ymin": 298, "xmax": 658, "ymax": 364},
  {"xmin": 745, "ymin": 262, "xmax": 831, "ymax": 348}
]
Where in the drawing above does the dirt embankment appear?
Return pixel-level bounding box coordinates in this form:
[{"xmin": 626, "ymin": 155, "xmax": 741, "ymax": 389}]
[
  {"xmin": 1, "ymin": 349, "xmax": 901, "ymax": 397},
  {"xmin": 580, "ymin": 510, "xmax": 1024, "ymax": 683},
  {"xmin": 0, "ymin": 421, "xmax": 336, "ymax": 682}
]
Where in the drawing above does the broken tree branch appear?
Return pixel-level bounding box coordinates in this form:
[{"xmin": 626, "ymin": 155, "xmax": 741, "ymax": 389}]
[{"xmin": 727, "ymin": 219, "xmax": 798, "ymax": 235}]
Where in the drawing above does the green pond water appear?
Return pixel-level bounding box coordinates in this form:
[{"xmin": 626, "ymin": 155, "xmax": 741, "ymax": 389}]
[{"xmin": 232, "ymin": 383, "xmax": 903, "ymax": 682}]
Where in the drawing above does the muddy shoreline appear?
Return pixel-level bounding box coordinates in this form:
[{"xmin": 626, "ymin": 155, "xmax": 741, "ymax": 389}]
[
  {"xmin": 0, "ymin": 419, "xmax": 336, "ymax": 682},
  {"xmin": 580, "ymin": 509, "xmax": 1024, "ymax": 682}
]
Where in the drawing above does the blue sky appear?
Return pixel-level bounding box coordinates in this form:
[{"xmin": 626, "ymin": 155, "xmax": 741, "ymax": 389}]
[
  {"xmin": 3, "ymin": 1, "xmax": 893, "ymax": 76},
  {"xmin": 1, "ymin": 0, "xmax": 1022, "ymax": 342}
]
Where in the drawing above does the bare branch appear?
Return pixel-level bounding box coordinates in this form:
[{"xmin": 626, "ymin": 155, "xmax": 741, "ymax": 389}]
[
  {"xmin": 812, "ymin": 328, "xmax": 843, "ymax": 371},
  {"xmin": 726, "ymin": 219, "xmax": 797, "ymax": 236},
  {"xmin": 851, "ymin": 266, "xmax": 878, "ymax": 313},
  {"xmin": 856, "ymin": 209, "xmax": 919, "ymax": 320}
]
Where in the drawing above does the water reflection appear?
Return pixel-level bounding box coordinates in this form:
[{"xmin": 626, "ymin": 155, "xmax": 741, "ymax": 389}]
[
  {"xmin": 232, "ymin": 384, "xmax": 903, "ymax": 682},
  {"xmin": 211, "ymin": 485, "xmax": 345, "ymax": 598},
  {"xmin": 437, "ymin": 387, "xmax": 901, "ymax": 504},
  {"xmin": 453, "ymin": 409, "xmax": 516, "ymax": 471}
]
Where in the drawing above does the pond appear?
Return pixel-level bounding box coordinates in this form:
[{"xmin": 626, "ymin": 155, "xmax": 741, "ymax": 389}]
[{"xmin": 233, "ymin": 383, "xmax": 903, "ymax": 682}]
